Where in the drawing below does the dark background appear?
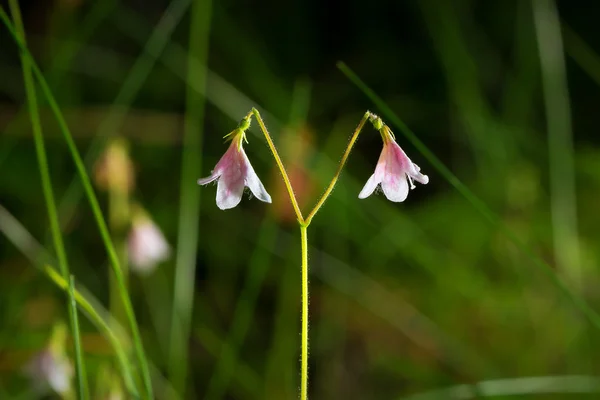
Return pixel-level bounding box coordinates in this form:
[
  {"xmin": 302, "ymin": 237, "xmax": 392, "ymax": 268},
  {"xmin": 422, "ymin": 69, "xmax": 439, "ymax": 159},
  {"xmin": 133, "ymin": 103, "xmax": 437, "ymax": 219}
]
[{"xmin": 2, "ymin": 0, "xmax": 600, "ymax": 398}]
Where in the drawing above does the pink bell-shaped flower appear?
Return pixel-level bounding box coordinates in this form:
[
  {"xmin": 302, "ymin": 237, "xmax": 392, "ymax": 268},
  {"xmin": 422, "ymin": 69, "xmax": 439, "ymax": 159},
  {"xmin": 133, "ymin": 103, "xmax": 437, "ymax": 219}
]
[
  {"xmin": 198, "ymin": 128, "xmax": 271, "ymax": 210},
  {"xmin": 359, "ymin": 121, "xmax": 428, "ymax": 202}
]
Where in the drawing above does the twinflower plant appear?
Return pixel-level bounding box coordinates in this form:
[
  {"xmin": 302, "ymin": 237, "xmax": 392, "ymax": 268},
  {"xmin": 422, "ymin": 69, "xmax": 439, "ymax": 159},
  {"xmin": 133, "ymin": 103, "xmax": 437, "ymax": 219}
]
[{"xmin": 198, "ymin": 108, "xmax": 428, "ymax": 400}]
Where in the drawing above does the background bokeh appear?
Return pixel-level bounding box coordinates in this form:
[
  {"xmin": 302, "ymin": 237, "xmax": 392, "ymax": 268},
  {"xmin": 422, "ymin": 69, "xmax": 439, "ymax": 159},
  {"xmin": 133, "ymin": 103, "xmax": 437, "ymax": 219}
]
[{"xmin": 2, "ymin": 0, "xmax": 600, "ymax": 398}]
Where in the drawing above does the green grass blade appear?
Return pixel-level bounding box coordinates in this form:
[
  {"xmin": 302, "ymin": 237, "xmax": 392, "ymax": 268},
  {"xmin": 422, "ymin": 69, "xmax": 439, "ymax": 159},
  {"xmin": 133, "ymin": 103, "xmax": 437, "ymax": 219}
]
[
  {"xmin": 204, "ymin": 219, "xmax": 277, "ymax": 400},
  {"xmin": 45, "ymin": 266, "xmax": 140, "ymax": 398},
  {"xmin": 0, "ymin": 0, "xmax": 115, "ymax": 172},
  {"xmin": 532, "ymin": 0, "xmax": 582, "ymax": 289},
  {"xmin": 0, "ymin": 205, "xmax": 139, "ymax": 398},
  {"xmin": 264, "ymin": 245, "xmax": 298, "ymax": 399},
  {"xmin": 168, "ymin": 0, "xmax": 212, "ymax": 395},
  {"xmin": 57, "ymin": 0, "xmax": 192, "ymax": 229},
  {"xmin": 0, "ymin": 8, "xmax": 153, "ymax": 398},
  {"xmin": 7, "ymin": 1, "xmax": 88, "ymax": 397},
  {"xmin": 195, "ymin": 326, "xmax": 263, "ymax": 399},
  {"xmin": 563, "ymin": 24, "xmax": 600, "ymax": 87},
  {"xmin": 68, "ymin": 275, "xmax": 90, "ymax": 400},
  {"xmin": 399, "ymin": 375, "xmax": 600, "ymax": 399},
  {"xmin": 337, "ymin": 62, "xmax": 600, "ymax": 331},
  {"xmin": 0, "ymin": 204, "xmax": 140, "ymax": 398}
]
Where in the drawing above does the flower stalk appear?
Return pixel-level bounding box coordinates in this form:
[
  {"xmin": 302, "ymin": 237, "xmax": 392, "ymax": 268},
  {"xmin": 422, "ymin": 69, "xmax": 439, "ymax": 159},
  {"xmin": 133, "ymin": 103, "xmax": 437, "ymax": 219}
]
[
  {"xmin": 199, "ymin": 109, "xmax": 428, "ymax": 400},
  {"xmin": 299, "ymin": 223, "xmax": 309, "ymax": 400},
  {"xmin": 251, "ymin": 108, "xmax": 304, "ymax": 222}
]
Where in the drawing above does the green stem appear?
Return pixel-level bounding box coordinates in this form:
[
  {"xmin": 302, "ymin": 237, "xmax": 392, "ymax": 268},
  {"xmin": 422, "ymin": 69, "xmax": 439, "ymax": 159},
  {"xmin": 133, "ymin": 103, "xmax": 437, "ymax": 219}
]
[
  {"xmin": 56, "ymin": 0, "xmax": 191, "ymax": 240},
  {"xmin": 68, "ymin": 276, "xmax": 89, "ymax": 400},
  {"xmin": 0, "ymin": 8, "xmax": 153, "ymax": 398},
  {"xmin": 0, "ymin": 0, "xmax": 115, "ymax": 174},
  {"xmin": 305, "ymin": 112, "xmax": 370, "ymax": 225},
  {"xmin": 251, "ymin": 107, "xmax": 310, "ymax": 398},
  {"xmin": 43, "ymin": 266, "xmax": 140, "ymax": 398},
  {"xmin": 195, "ymin": 326, "xmax": 262, "ymax": 398},
  {"xmin": 251, "ymin": 108, "xmax": 304, "ymax": 223},
  {"xmin": 300, "ymin": 224, "xmax": 309, "ymax": 400},
  {"xmin": 532, "ymin": 0, "xmax": 582, "ymax": 288},
  {"xmin": 169, "ymin": 0, "xmax": 212, "ymax": 396},
  {"xmin": 204, "ymin": 219, "xmax": 276, "ymax": 400},
  {"xmin": 7, "ymin": 1, "xmax": 87, "ymax": 397},
  {"xmin": 108, "ymin": 177, "xmax": 130, "ymax": 329},
  {"xmin": 251, "ymin": 108, "xmax": 374, "ymax": 399},
  {"xmin": 0, "ymin": 204, "xmax": 140, "ymax": 397}
]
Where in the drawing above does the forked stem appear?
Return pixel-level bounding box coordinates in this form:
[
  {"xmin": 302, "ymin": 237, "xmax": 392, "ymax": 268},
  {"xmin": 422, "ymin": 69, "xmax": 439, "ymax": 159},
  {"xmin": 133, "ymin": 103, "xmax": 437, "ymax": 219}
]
[{"xmin": 249, "ymin": 109, "xmax": 372, "ymax": 400}]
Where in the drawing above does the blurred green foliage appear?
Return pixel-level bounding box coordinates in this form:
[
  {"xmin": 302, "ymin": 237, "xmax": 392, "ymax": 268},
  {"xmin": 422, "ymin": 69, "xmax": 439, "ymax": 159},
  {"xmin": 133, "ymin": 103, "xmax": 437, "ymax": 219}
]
[{"xmin": 2, "ymin": 0, "xmax": 600, "ymax": 399}]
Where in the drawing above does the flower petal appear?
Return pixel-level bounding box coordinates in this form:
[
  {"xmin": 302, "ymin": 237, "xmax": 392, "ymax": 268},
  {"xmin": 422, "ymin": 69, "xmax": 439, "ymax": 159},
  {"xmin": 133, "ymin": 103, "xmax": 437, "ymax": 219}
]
[
  {"xmin": 215, "ymin": 155, "xmax": 245, "ymax": 210},
  {"xmin": 243, "ymin": 153, "xmax": 272, "ymax": 203},
  {"xmin": 216, "ymin": 178, "xmax": 244, "ymax": 209},
  {"xmin": 381, "ymin": 172, "xmax": 409, "ymax": 202},
  {"xmin": 197, "ymin": 173, "xmax": 219, "ymax": 185},
  {"xmin": 198, "ymin": 139, "xmax": 239, "ymax": 186},
  {"xmin": 358, "ymin": 146, "xmax": 387, "ymax": 199},
  {"xmin": 408, "ymin": 162, "xmax": 429, "ymax": 184},
  {"xmin": 358, "ymin": 173, "xmax": 380, "ymax": 199}
]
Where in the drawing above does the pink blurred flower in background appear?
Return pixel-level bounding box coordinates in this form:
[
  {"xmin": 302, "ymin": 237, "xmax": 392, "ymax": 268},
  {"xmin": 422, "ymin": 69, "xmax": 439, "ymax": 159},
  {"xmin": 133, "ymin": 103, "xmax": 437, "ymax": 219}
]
[
  {"xmin": 198, "ymin": 129, "xmax": 271, "ymax": 210},
  {"xmin": 24, "ymin": 324, "xmax": 73, "ymax": 396},
  {"xmin": 25, "ymin": 349, "xmax": 73, "ymax": 395},
  {"xmin": 128, "ymin": 207, "xmax": 170, "ymax": 274},
  {"xmin": 359, "ymin": 121, "xmax": 428, "ymax": 202}
]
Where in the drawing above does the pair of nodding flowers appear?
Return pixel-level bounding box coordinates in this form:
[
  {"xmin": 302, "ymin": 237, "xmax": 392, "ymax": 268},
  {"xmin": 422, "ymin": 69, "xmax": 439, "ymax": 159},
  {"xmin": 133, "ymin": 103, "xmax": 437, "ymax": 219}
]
[{"xmin": 198, "ymin": 112, "xmax": 429, "ymax": 210}]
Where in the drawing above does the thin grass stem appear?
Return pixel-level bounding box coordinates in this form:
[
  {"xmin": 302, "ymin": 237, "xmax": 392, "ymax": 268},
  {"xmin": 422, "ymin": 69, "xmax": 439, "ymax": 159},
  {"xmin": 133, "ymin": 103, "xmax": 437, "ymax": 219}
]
[
  {"xmin": 7, "ymin": 2, "xmax": 88, "ymax": 397},
  {"xmin": 532, "ymin": 0, "xmax": 582, "ymax": 288},
  {"xmin": 44, "ymin": 266, "xmax": 139, "ymax": 397},
  {"xmin": 56, "ymin": 0, "xmax": 192, "ymax": 233},
  {"xmin": 169, "ymin": 0, "xmax": 212, "ymax": 395},
  {"xmin": 0, "ymin": 8, "xmax": 153, "ymax": 398},
  {"xmin": 68, "ymin": 276, "xmax": 89, "ymax": 400},
  {"xmin": 251, "ymin": 108, "xmax": 304, "ymax": 223},
  {"xmin": 204, "ymin": 219, "xmax": 277, "ymax": 400}
]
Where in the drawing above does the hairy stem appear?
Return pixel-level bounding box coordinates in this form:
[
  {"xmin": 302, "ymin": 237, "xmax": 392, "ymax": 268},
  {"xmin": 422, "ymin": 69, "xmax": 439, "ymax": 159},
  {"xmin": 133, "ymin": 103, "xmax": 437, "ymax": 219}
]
[
  {"xmin": 251, "ymin": 107, "xmax": 304, "ymax": 223},
  {"xmin": 305, "ymin": 111, "xmax": 370, "ymax": 224},
  {"xmin": 300, "ymin": 224, "xmax": 309, "ymax": 400},
  {"xmin": 252, "ymin": 109, "xmax": 375, "ymax": 399}
]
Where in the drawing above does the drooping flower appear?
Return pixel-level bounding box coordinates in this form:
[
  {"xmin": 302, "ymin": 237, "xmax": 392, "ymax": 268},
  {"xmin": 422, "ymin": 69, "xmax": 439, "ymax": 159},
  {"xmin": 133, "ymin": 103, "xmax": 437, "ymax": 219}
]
[
  {"xmin": 359, "ymin": 117, "xmax": 428, "ymax": 202},
  {"xmin": 198, "ymin": 127, "xmax": 271, "ymax": 210},
  {"xmin": 128, "ymin": 205, "xmax": 170, "ymax": 274},
  {"xmin": 24, "ymin": 324, "xmax": 73, "ymax": 396}
]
